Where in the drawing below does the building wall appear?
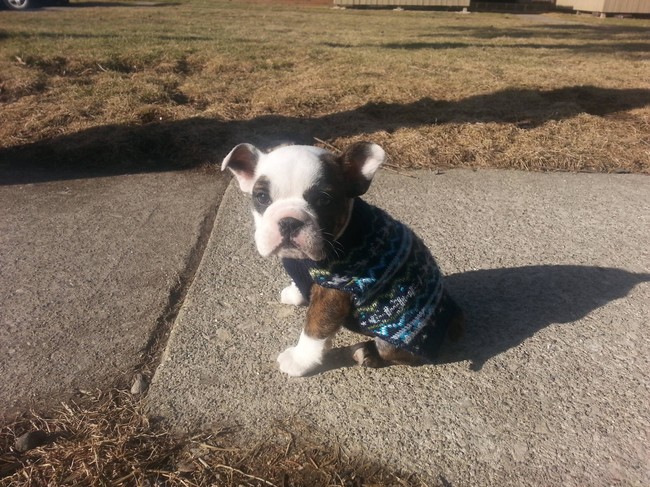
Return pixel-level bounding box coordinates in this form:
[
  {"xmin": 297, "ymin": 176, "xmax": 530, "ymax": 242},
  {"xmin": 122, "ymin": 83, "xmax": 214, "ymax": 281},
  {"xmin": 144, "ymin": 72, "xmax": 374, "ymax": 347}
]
[
  {"xmin": 334, "ymin": 0, "xmax": 471, "ymax": 6},
  {"xmin": 336, "ymin": 0, "xmax": 648, "ymax": 13},
  {"xmin": 556, "ymin": 0, "xmax": 650, "ymax": 14}
]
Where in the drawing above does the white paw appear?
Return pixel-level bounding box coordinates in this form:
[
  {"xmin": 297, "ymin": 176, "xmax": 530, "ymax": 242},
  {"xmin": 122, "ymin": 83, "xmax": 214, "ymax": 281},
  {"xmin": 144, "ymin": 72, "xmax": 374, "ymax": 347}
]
[
  {"xmin": 280, "ymin": 282, "xmax": 307, "ymax": 306},
  {"xmin": 277, "ymin": 346, "xmax": 320, "ymax": 377}
]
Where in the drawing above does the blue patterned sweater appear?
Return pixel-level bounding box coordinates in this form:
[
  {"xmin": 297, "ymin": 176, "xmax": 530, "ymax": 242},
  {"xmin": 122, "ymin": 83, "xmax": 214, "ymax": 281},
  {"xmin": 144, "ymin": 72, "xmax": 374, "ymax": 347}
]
[{"xmin": 282, "ymin": 198, "xmax": 451, "ymax": 362}]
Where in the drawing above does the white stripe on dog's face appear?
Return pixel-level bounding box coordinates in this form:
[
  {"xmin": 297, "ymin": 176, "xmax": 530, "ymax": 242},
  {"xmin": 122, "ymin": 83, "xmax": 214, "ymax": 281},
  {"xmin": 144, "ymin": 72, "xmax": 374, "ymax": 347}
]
[
  {"xmin": 257, "ymin": 145, "xmax": 326, "ymax": 201},
  {"xmin": 253, "ymin": 146, "xmax": 329, "ymax": 260}
]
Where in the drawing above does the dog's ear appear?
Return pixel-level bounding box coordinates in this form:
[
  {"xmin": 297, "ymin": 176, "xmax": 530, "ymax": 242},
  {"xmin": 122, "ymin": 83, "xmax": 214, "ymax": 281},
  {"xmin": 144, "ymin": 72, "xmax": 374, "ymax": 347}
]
[
  {"xmin": 338, "ymin": 142, "xmax": 385, "ymax": 197},
  {"xmin": 221, "ymin": 143, "xmax": 262, "ymax": 193}
]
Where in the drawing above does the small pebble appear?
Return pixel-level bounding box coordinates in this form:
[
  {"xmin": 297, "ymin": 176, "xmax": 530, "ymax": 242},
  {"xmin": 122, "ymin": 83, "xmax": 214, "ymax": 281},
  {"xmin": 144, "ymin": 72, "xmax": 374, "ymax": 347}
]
[
  {"xmin": 15, "ymin": 430, "xmax": 47, "ymax": 452},
  {"xmin": 131, "ymin": 373, "xmax": 149, "ymax": 395}
]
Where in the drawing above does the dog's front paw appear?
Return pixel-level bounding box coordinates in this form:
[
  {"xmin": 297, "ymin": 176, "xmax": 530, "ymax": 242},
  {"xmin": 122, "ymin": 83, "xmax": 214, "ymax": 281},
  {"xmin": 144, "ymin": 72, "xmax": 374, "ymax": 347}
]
[
  {"xmin": 277, "ymin": 346, "xmax": 320, "ymax": 377},
  {"xmin": 280, "ymin": 282, "xmax": 307, "ymax": 306}
]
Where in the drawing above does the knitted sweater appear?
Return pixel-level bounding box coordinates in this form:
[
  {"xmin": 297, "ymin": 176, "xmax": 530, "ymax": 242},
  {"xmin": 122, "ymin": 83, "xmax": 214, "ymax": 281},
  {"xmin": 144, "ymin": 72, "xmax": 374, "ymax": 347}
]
[{"xmin": 282, "ymin": 198, "xmax": 451, "ymax": 362}]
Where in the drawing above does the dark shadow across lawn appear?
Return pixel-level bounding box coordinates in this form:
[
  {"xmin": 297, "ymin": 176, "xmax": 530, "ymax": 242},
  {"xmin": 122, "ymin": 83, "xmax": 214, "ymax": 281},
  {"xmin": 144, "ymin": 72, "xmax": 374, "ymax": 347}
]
[
  {"xmin": 1, "ymin": 85, "xmax": 650, "ymax": 184},
  {"xmin": 57, "ymin": 1, "xmax": 180, "ymax": 8},
  {"xmin": 377, "ymin": 40, "xmax": 650, "ymax": 53},
  {"xmin": 325, "ymin": 22, "xmax": 650, "ymax": 52},
  {"xmin": 437, "ymin": 23, "xmax": 650, "ymax": 41}
]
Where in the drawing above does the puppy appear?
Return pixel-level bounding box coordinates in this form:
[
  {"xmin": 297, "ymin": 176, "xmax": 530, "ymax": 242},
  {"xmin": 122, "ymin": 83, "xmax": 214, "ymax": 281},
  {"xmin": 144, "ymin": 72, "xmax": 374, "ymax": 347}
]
[{"xmin": 222, "ymin": 142, "xmax": 463, "ymax": 376}]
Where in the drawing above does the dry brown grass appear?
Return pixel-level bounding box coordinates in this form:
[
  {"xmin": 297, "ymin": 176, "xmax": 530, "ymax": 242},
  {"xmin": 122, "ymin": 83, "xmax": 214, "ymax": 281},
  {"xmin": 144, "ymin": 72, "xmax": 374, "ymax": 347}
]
[
  {"xmin": 0, "ymin": 0, "xmax": 648, "ymax": 173},
  {"xmin": 1, "ymin": 389, "xmax": 422, "ymax": 487}
]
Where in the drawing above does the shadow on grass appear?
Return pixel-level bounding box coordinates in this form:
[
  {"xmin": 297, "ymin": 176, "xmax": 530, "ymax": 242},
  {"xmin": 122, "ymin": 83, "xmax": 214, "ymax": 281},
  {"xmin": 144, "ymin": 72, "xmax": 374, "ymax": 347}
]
[
  {"xmin": 442, "ymin": 265, "xmax": 650, "ymax": 371},
  {"xmin": 2, "ymin": 85, "xmax": 650, "ymax": 184},
  {"xmin": 62, "ymin": 1, "xmax": 181, "ymax": 8},
  {"xmin": 378, "ymin": 41, "xmax": 650, "ymax": 53},
  {"xmin": 3, "ymin": 31, "xmax": 213, "ymax": 42},
  {"xmin": 318, "ymin": 265, "xmax": 649, "ymax": 374},
  {"xmin": 327, "ymin": 21, "xmax": 650, "ymax": 52},
  {"xmin": 439, "ymin": 23, "xmax": 650, "ymax": 41}
]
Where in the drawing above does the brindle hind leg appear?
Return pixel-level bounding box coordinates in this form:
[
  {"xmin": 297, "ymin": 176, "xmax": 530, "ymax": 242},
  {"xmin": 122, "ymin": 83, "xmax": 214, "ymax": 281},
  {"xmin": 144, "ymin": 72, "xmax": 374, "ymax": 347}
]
[
  {"xmin": 352, "ymin": 340, "xmax": 382, "ymax": 368},
  {"xmin": 375, "ymin": 338, "xmax": 425, "ymax": 365},
  {"xmin": 352, "ymin": 338, "xmax": 423, "ymax": 368}
]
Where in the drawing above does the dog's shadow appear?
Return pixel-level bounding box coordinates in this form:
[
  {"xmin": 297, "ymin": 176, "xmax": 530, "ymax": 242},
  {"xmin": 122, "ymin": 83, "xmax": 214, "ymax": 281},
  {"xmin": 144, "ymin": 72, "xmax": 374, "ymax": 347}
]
[{"xmin": 317, "ymin": 265, "xmax": 649, "ymax": 373}]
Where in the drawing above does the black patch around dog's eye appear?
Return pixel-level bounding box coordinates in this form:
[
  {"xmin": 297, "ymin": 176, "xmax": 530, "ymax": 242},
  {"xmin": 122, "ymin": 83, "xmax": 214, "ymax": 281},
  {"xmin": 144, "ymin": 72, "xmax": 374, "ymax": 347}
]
[
  {"xmin": 252, "ymin": 176, "xmax": 272, "ymax": 214},
  {"xmin": 303, "ymin": 187, "xmax": 333, "ymax": 208},
  {"xmin": 304, "ymin": 179, "xmax": 349, "ymax": 245},
  {"xmin": 315, "ymin": 191, "xmax": 333, "ymax": 207}
]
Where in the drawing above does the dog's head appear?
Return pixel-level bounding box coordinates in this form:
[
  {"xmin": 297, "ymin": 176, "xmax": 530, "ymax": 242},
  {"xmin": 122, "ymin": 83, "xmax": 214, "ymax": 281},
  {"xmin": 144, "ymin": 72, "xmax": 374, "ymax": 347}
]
[{"xmin": 221, "ymin": 142, "xmax": 385, "ymax": 261}]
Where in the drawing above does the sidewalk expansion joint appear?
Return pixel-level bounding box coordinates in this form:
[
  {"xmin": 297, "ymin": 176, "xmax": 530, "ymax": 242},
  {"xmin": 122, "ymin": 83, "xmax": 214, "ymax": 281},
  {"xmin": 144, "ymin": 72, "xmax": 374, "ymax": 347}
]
[{"xmin": 128, "ymin": 183, "xmax": 226, "ymax": 387}]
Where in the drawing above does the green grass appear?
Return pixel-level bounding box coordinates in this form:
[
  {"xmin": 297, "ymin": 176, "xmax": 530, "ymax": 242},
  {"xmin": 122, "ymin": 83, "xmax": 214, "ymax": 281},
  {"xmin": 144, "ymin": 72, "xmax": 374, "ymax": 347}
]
[{"xmin": 1, "ymin": 0, "xmax": 649, "ymax": 173}]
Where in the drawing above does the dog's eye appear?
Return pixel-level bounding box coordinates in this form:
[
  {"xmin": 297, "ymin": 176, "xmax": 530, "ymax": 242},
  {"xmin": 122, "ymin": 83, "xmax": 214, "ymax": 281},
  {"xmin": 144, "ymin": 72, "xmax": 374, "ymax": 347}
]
[
  {"xmin": 316, "ymin": 193, "xmax": 332, "ymax": 207},
  {"xmin": 254, "ymin": 191, "xmax": 271, "ymax": 206}
]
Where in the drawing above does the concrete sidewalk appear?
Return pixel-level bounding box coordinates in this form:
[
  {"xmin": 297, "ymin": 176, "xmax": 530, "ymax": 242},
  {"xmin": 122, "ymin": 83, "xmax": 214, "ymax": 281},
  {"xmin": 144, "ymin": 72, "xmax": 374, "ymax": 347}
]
[
  {"xmin": 147, "ymin": 169, "xmax": 649, "ymax": 487},
  {"xmin": 0, "ymin": 169, "xmax": 226, "ymax": 415}
]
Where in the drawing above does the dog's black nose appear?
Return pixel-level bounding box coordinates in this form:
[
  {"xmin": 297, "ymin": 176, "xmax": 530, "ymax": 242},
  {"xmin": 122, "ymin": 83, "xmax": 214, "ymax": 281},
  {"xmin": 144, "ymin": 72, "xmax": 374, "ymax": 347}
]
[{"xmin": 278, "ymin": 217, "xmax": 304, "ymax": 238}]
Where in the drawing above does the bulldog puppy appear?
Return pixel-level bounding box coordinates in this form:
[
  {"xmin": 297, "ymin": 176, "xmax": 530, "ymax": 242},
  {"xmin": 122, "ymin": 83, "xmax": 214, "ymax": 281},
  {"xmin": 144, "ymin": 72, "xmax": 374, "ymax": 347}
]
[{"xmin": 222, "ymin": 142, "xmax": 463, "ymax": 377}]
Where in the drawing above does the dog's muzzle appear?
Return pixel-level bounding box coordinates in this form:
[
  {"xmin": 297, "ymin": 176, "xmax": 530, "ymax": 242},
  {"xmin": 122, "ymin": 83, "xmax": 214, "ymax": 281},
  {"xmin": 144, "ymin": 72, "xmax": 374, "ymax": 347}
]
[{"xmin": 254, "ymin": 202, "xmax": 325, "ymax": 260}]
